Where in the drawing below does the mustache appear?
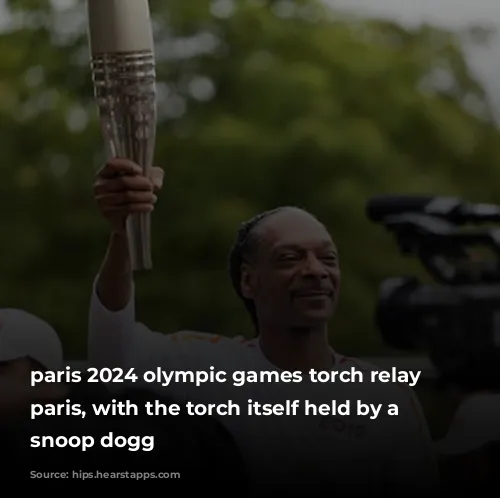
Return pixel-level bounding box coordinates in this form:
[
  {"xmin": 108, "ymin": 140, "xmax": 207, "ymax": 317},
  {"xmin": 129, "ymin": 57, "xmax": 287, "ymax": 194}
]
[{"xmin": 291, "ymin": 286, "xmax": 335, "ymax": 297}]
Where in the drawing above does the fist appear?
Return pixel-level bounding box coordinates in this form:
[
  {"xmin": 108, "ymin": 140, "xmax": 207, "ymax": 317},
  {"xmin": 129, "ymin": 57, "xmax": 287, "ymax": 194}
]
[{"xmin": 93, "ymin": 158, "xmax": 164, "ymax": 235}]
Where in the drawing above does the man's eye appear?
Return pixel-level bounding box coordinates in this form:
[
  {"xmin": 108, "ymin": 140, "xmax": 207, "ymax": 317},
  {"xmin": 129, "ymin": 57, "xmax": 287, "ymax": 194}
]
[{"xmin": 278, "ymin": 253, "xmax": 299, "ymax": 261}]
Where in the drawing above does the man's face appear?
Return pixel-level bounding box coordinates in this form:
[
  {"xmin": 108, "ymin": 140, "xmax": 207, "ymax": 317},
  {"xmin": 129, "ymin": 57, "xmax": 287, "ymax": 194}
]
[{"xmin": 241, "ymin": 209, "xmax": 341, "ymax": 330}]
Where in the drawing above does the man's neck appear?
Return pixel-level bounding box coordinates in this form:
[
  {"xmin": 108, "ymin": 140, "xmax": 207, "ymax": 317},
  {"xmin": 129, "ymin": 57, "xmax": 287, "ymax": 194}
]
[{"xmin": 257, "ymin": 325, "xmax": 333, "ymax": 372}]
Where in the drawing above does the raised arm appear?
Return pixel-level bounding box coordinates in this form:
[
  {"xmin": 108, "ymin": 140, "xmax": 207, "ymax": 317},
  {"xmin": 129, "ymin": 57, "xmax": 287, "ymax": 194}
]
[
  {"xmin": 88, "ymin": 158, "xmax": 236, "ymax": 392},
  {"xmin": 88, "ymin": 158, "xmax": 162, "ymax": 369}
]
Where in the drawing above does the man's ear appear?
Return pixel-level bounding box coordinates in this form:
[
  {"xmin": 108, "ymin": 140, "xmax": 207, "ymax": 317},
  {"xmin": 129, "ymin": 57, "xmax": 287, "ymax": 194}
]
[{"xmin": 240, "ymin": 262, "xmax": 254, "ymax": 299}]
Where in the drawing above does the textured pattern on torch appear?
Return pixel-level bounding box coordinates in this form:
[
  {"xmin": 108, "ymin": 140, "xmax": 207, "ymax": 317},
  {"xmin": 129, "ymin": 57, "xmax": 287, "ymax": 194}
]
[{"xmin": 91, "ymin": 51, "xmax": 157, "ymax": 270}]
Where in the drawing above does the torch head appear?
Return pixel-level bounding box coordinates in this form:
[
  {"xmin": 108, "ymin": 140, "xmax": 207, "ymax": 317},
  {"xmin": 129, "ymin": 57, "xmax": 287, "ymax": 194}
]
[{"xmin": 87, "ymin": 0, "xmax": 154, "ymax": 55}]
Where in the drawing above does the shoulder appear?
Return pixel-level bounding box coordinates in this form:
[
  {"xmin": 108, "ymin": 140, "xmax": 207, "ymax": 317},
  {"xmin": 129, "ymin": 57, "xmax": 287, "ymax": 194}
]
[
  {"xmin": 335, "ymin": 353, "xmax": 379, "ymax": 373},
  {"xmin": 133, "ymin": 322, "xmax": 256, "ymax": 346},
  {"xmin": 140, "ymin": 327, "xmax": 258, "ymax": 352},
  {"xmin": 132, "ymin": 324, "xmax": 259, "ymax": 370}
]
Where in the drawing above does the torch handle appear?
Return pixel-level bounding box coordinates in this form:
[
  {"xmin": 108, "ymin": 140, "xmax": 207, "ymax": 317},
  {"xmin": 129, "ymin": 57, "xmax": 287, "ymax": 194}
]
[{"xmin": 126, "ymin": 212, "xmax": 152, "ymax": 271}]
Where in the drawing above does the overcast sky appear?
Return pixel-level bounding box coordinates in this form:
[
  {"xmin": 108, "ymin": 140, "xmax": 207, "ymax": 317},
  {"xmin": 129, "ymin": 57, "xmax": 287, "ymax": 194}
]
[
  {"xmin": 332, "ymin": 0, "xmax": 500, "ymax": 26},
  {"xmin": 331, "ymin": 0, "xmax": 500, "ymax": 113}
]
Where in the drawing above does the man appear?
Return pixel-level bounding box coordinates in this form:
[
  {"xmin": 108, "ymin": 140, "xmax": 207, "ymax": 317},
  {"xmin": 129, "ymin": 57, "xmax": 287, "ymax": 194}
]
[
  {"xmin": 0, "ymin": 308, "xmax": 66, "ymax": 419},
  {"xmin": 89, "ymin": 158, "xmax": 439, "ymax": 496}
]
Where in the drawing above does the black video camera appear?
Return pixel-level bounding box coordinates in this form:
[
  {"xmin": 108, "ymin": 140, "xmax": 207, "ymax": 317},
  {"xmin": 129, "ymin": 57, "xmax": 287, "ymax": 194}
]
[{"xmin": 367, "ymin": 194, "xmax": 500, "ymax": 387}]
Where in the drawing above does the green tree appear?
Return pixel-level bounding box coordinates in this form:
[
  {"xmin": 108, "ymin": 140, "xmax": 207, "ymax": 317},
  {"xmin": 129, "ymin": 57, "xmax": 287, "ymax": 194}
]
[{"xmin": 1, "ymin": 0, "xmax": 499, "ymax": 358}]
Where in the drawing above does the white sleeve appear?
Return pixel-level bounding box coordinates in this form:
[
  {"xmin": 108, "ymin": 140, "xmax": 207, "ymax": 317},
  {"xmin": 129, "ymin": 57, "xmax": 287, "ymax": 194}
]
[
  {"xmin": 88, "ymin": 278, "xmax": 138, "ymax": 370},
  {"xmin": 88, "ymin": 279, "xmax": 239, "ymax": 398}
]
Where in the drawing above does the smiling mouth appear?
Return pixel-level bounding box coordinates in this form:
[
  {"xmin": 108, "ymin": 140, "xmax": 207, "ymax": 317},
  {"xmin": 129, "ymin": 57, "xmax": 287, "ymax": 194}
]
[{"xmin": 293, "ymin": 290, "xmax": 334, "ymax": 298}]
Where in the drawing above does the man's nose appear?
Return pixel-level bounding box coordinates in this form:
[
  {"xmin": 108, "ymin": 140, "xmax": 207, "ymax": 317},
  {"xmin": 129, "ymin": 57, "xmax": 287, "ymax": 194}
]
[{"xmin": 301, "ymin": 254, "xmax": 328, "ymax": 278}]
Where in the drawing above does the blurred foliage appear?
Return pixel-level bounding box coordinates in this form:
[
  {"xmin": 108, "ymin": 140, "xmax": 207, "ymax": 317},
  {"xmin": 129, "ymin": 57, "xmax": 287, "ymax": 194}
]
[{"xmin": 1, "ymin": 0, "xmax": 500, "ymax": 359}]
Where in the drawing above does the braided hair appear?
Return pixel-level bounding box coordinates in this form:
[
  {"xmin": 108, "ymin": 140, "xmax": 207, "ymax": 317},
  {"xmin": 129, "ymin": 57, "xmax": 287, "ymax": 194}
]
[{"xmin": 228, "ymin": 206, "xmax": 300, "ymax": 334}]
